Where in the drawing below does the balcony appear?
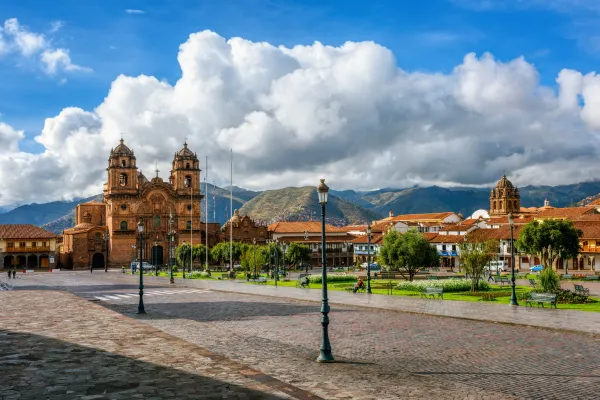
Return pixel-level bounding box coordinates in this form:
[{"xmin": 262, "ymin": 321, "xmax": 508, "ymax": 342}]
[
  {"xmin": 4, "ymin": 246, "xmax": 51, "ymax": 253},
  {"xmin": 581, "ymin": 245, "xmax": 600, "ymax": 253}
]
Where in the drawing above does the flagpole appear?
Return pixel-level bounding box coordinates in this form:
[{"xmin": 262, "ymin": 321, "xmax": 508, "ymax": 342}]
[
  {"xmin": 205, "ymin": 156, "xmax": 209, "ymax": 271},
  {"xmin": 230, "ymin": 149, "xmax": 233, "ymax": 275}
]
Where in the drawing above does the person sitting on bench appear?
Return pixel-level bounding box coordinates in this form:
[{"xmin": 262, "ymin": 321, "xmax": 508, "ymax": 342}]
[{"xmin": 353, "ymin": 277, "xmax": 365, "ymax": 293}]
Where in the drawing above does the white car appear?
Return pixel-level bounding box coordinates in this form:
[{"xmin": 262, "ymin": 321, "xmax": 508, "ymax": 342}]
[{"xmin": 486, "ymin": 261, "xmax": 509, "ymax": 273}]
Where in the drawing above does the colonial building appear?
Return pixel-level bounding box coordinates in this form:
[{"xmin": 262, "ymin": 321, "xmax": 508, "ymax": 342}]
[
  {"xmin": 268, "ymin": 221, "xmax": 357, "ymax": 268},
  {"xmin": 489, "ymin": 175, "xmax": 520, "ymax": 216},
  {"xmin": 61, "ymin": 139, "xmax": 220, "ymax": 270},
  {"xmin": 221, "ymin": 210, "xmax": 268, "ymax": 244},
  {"xmin": 0, "ymin": 225, "xmax": 58, "ymax": 269}
]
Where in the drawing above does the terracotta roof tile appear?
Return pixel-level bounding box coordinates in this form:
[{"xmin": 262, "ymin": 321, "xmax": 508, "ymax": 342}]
[
  {"xmin": 277, "ymin": 235, "xmax": 356, "ymax": 243},
  {"xmin": 422, "ymin": 233, "xmax": 439, "ymax": 241},
  {"xmin": 535, "ymin": 206, "xmax": 597, "ymax": 219},
  {"xmin": 351, "ymin": 234, "xmax": 383, "ymax": 244},
  {"xmin": 464, "ymin": 226, "xmax": 522, "ymax": 242},
  {"xmin": 429, "ymin": 234, "xmax": 465, "ymax": 243},
  {"xmin": 0, "ymin": 224, "xmax": 57, "ymax": 239},
  {"xmin": 384, "ymin": 212, "xmax": 456, "ymax": 222},
  {"xmin": 573, "ymin": 221, "xmax": 600, "ymax": 239},
  {"xmin": 268, "ymin": 221, "xmax": 345, "ymax": 233},
  {"xmin": 439, "ymin": 224, "xmax": 470, "ymax": 232}
]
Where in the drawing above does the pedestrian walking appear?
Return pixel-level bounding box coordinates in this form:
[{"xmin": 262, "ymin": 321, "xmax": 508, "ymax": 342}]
[
  {"xmin": 12, "ymin": 269, "xmax": 16, "ymax": 279},
  {"xmin": 487, "ymin": 270, "xmax": 495, "ymax": 283},
  {"xmin": 7, "ymin": 269, "xmax": 11, "ymax": 279}
]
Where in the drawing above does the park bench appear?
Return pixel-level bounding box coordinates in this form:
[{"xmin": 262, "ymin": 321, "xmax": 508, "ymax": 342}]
[
  {"xmin": 497, "ymin": 277, "xmax": 510, "ymax": 285},
  {"xmin": 524, "ymin": 292, "xmax": 557, "ymax": 309},
  {"xmin": 574, "ymin": 284, "xmax": 590, "ymax": 297},
  {"xmin": 584, "ymin": 275, "xmax": 600, "ymax": 281},
  {"xmin": 427, "ymin": 276, "xmax": 439, "ymax": 280},
  {"xmin": 251, "ymin": 277, "xmax": 267, "ymax": 284},
  {"xmin": 376, "ymin": 273, "xmax": 398, "ymax": 279},
  {"xmin": 421, "ymin": 287, "xmax": 443, "ymax": 299},
  {"xmin": 529, "ymin": 279, "xmax": 537, "ymax": 288},
  {"xmin": 296, "ymin": 274, "xmax": 311, "ymax": 288}
]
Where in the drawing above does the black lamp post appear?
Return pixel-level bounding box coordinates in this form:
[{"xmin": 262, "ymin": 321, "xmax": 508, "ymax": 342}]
[
  {"xmin": 366, "ymin": 224, "xmax": 372, "ymax": 294},
  {"xmin": 317, "ymin": 178, "xmax": 334, "ymax": 363},
  {"xmin": 137, "ymin": 220, "xmax": 146, "ymax": 314},
  {"xmin": 104, "ymin": 233, "xmax": 109, "ymax": 272},
  {"xmin": 168, "ymin": 212, "xmax": 175, "ymax": 284},
  {"xmin": 508, "ymin": 213, "xmax": 518, "ymax": 306},
  {"xmin": 182, "ymin": 240, "xmax": 186, "ymax": 279},
  {"xmin": 154, "ymin": 238, "xmax": 159, "ymax": 277},
  {"xmin": 253, "ymin": 238, "xmax": 257, "ymax": 279},
  {"xmin": 275, "ymin": 239, "xmax": 279, "ymax": 287}
]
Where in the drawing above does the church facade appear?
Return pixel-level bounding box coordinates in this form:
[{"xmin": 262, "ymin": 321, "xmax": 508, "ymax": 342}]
[
  {"xmin": 60, "ymin": 139, "xmax": 221, "ymax": 270},
  {"xmin": 489, "ymin": 175, "xmax": 520, "ymax": 217}
]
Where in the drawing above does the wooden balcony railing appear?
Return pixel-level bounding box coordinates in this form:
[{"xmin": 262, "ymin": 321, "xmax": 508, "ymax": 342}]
[
  {"xmin": 4, "ymin": 246, "xmax": 51, "ymax": 253},
  {"xmin": 580, "ymin": 245, "xmax": 599, "ymax": 253}
]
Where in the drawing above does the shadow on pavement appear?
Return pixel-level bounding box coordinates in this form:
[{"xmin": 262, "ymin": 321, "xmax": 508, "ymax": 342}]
[{"xmin": 0, "ymin": 329, "xmax": 290, "ymax": 400}]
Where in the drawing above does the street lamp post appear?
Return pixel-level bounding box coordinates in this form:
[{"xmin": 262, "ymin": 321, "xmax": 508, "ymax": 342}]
[
  {"xmin": 169, "ymin": 213, "xmax": 175, "ymax": 284},
  {"xmin": 508, "ymin": 213, "xmax": 518, "ymax": 306},
  {"xmin": 137, "ymin": 220, "xmax": 146, "ymax": 314},
  {"xmin": 253, "ymin": 238, "xmax": 257, "ymax": 279},
  {"xmin": 317, "ymin": 178, "xmax": 333, "ymax": 363},
  {"xmin": 104, "ymin": 233, "xmax": 109, "ymax": 272},
  {"xmin": 282, "ymin": 243, "xmax": 287, "ymax": 278},
  {"xmin": 274, "ymin": 239, "xmax": 279, "ymax": 287},
  {"xmin": 366, "ymin": 224, "xmax": 372, "ymax": 294},
  {"xmin": 182, "ymin": 240, "xmax": 186, "ymax": 279}
]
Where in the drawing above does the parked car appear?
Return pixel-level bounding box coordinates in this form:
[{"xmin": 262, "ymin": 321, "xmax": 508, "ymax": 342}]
[
  {"xmin": 530, "ymin": 264, "xmax": 544, "ymax": 272},
  {"xmin": 486, "ymin": 261, "xmax": 509, "ymax": 273},
  {"xmin": 130, "ymin": 261, "xmax": 155, "ymax": 271}
]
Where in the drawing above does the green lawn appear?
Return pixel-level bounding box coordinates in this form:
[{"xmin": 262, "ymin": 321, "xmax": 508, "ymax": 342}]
[{"xmin": 249, "ymin": 278, "xmax": 600, "ymax": 312}]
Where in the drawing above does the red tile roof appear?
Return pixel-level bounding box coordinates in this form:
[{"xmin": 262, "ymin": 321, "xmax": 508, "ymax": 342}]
[
  {"xmin": 429, "ymin": 234, "xmax": 465, "ymax": 243},
  {"xmin": 535, "ymin": 206, "xmax": 597, "ymax": 219},
  {"xmin": 573, "ymin": 221, "xmax": 600, "ymax": 239},
  {"xmin": 268, "ymin": 221, "xmax": 345, "ymax": 233},
  {"xmin": 0, "ymin": 224, "xmax": 57, "ymax": 239},
  {"xmin": 439, "ymin": 224, "xmax": 470, "ymax": 232},
  {"xmin": 351, "ymin": 234, "xmax": 383, "ymax": 244},
  {"xmin": 385, "ymin": 212, "xmax": 456, "ymax": 222},
  {"xmin": 464, "ymin": 226, "xmax": 522, "ymax": 242}
]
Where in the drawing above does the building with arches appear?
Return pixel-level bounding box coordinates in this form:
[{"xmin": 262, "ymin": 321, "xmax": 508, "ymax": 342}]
[
  {"xmin": 60, "ymin": 139, "xmax": 221, "ymax": 270},
  {"xmin": 489, "ymin": 175, "xmax": 520, "ymax": 217},
  {"xmin": 0, "ymin": 225, "xmax": 58, "ymax": 270}
]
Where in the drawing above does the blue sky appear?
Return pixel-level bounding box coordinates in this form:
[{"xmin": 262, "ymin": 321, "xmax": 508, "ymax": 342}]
[{"xmin": 0, "ymin": 0, "xmax": 598, "ymax": 153}]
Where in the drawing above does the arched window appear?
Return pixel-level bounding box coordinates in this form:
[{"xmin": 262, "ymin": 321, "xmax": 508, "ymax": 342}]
[
  {"xmin": 493, "ymin": 201, "xmax": 497, "ymax": 210},
  {"xmin": 83, "ymin": 213, "xmax": 92, "ymax": 223},
  {"xmin": 514, "ymin": 200, "xmax": 518, "ymax": 209},
  {"xmin": 154, "ymin": 215, "xmax": 160, "ymax": 228},
  {"xmin": 186, "ymin": 220, "xmax": 192, "ymax": 230},
  {"xmin": 121, "ymin": 160, "xmax": 126, "ymax": 167},
  {"xmin": 184, "ymin": 175, "xmax": 191, "ymax": 187},
  {"xmin": 119, "ymin": 173, "xmax": 127, "ymax": 186},
  {"xmin": 186, "ymin": 163, "xmax": 190, "ymax": 169},
  {"xmin": 120, "ymin": 221, "xmax": 128, "ymax": 231},
  {"xmin": 499, "ymin": 201, "xmax": 503, "ymax": 209}
]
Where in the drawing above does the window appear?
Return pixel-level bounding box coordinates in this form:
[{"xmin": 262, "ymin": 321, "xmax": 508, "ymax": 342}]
[
  {"xmin": 119, "ymin": 173, "xmax": 127, "ymax": 186},
  {"xmin": 7, "ymin": 242, "xmax": 13, "ymax": 248},
  {"xmin": 493, "ymin": 201, "xmax": 497, "ymax": 209},
  {"xmin": 121, "ymin": 204, "xmax": 127, "ymax": 210},
  {"xmin": 120, "ymin": 221, "xmax": 128, "ymax": 231},
  {"xmin": 121, "ymin": 160, "xmax": 126, "ymax": 167},
  {"xmin": 452, "ymin": 245, "xmax": 456, "ymax": 251},
  {"xmin": 186, "ymin": 163, "xmax": 190, "ymax": 169},
  {"xmin": 499, "ymin": 201, "xmax": 503, "ymax": 209},
  {"xmin": 187, "ymin": 204, "xmax": 192, "ymax": 211},
  {"xmin": 186, "ymin": 220, "xmax": 192, "ymax": 230},
  {"xmin": 43, "ymin": 242, "xmax": 47, "ymax": 247},
  {"xmin": 154, "ymin": 215, "xmax": 160, "ymax": 228},
  {"xmin": 442, "ymin": 245, "xmax": 446, "ymax": 251},
  {"xmin": 184, "ymin": 175, "xmax": 192, "ymax": 187},
  {"xmin": 19, "ymin": 242, "xmax": 25, "ymax": 248},
  {"xmin": 31, "ymin": 242, "xmax": 37, "ymax": 248},
  {"xmin": 95, "ymin": 233, "xmax": 102, "ymax": 240}
]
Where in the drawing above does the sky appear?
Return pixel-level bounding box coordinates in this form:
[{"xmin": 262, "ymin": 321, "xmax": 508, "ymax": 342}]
[{"xmin": 2, "ymin": 0, "xmax": 600, "ymax": 207}]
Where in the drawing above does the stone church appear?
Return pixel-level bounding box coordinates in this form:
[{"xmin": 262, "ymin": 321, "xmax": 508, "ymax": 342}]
[
  {"xmin": 60, "ymin": 139, "xmax": 221, "ymax": 270},
  {"xmin": 489, "ymin": 175, "xmax": 520, "ymax": 217}
]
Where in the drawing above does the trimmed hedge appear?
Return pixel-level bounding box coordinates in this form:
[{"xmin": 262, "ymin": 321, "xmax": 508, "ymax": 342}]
[
  {"xmin": 395, "ymin": 279, "xmax": 490, "ymax": 293},
  {"xmin": 308, "ymin": 274, "xmax": 358, "ymax": 284}
]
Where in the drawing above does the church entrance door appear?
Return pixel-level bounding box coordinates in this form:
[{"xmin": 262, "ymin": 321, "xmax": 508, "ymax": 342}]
[
  {"xmin": 151, "ymin": 246, "xmax": 164, "ymax": 266},
  {"xmin": 92, "ymin": 253, "xmax": 105, "ymax": 269}
]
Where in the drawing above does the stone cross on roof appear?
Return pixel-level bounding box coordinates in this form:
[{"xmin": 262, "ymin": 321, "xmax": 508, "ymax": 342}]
[{"xmin": 155, "ymin": 163, "xmax": 159, "ymax": 178}]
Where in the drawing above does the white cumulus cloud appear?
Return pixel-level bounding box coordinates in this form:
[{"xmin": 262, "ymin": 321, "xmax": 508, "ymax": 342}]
[
  {"xmin": 125, "ymin": 9, "xmax": 145, "ymax": 14},
  {"xmin": 0, "ymin": 18, "xmax": 90, "ymax": 75},
  {"xmin": 2, "ymin": 30, "xmax": 600, "ymax": 207}
]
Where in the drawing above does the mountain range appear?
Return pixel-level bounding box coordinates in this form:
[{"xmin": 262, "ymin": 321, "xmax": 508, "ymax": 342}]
[{"xmin": 2, "ymin": 180, "xmax": 600, "ymax": 234}]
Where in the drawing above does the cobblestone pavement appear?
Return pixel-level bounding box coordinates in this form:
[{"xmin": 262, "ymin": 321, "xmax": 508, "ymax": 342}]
[
  {"xmin": 7, "ymin": 272, "xmax": 600, "ymax": 399},
  {"xmin": 67, "ymin": 271, "xmax": 600, "ymax": 335},
  {"xmin": 0, "ymin": 290, "xmax": 317, "ymax": 400}
]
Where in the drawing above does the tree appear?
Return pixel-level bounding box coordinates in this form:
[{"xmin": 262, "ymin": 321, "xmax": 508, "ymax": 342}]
[
  {"xmin": 210, "ymin": 242, "xmax": 245, "ymax": 266},
  {"xmin": 516, "ymin": 219, "xmax": 582, "ymax": 269},
  {"xmin": 176, "ymin": 243, "xmax": 192, "ymax": 270},
  {"xmin": 285, "ymin": 243, "xmax": 311, "ymax": 268},
  {"xmin": 378, "ymin": 230, "xmax": 440, "ymax": 281},
  {"xmin": 459, "ymin": 239, "xmax": 498, "ymax": 292},
  {"xmin": 240, "ymin": 244, "xmax": 269, "ymax": 275},
  {"xmin": 192, "ymin": 244, "xmax": 209, "ymax": 270}
]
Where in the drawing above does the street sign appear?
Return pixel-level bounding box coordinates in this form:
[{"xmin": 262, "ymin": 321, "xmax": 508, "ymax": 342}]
[{"xmin": 49, "ymin": 257, "xmax": 55, "ymax": 263}]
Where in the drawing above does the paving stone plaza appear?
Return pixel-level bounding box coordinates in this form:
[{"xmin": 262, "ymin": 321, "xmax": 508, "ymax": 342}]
[{"xmin": 2, "ymin": 271, "xmax": 600, "ymax": 399}]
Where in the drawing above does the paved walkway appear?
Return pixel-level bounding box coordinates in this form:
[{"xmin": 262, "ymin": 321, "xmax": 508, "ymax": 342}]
[
  {"xmin": 0, "ymin": 290, "xmax": 317, "ymax": 399},
  {"xmin": 98, "ymin": 272, "xmax": 600, "ymax": 335}
]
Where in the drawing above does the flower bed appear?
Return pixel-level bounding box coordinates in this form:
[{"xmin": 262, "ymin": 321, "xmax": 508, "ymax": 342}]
[{"xmin": 395, "ymin": 279, "xmax": 490, "ymax": 293}]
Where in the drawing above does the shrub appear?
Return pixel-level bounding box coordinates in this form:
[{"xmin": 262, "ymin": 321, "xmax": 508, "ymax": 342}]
[
  {"xmin": 537, "ymin": 268, "xmax": 560, "ymax": 292},
  {"xmin": 480, "ymin": 292, "xmax": 511, "ymax": 301},
  {"xmin": 395, "ymin": 279, "xmax": 490, "ymax": 293},
  {"xmin": 188, "ymin": 271, "xmax": 211, "ymax": 279},
  {"xmin": 172, "ymin": 265, "xmax": 179, "ymax": 273},
  {"xmin": 308, "ymin": 274, "xmax": 357, "ymax": 284},
  {"xmin": 555, "ymin": 289, "xmax": 589, "ymax": 304}
]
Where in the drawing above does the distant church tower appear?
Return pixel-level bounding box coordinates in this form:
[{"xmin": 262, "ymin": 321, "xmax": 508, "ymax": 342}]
[{"xmin": 489, "ymin": 175, "xmax": 520, "ymax": 216}]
